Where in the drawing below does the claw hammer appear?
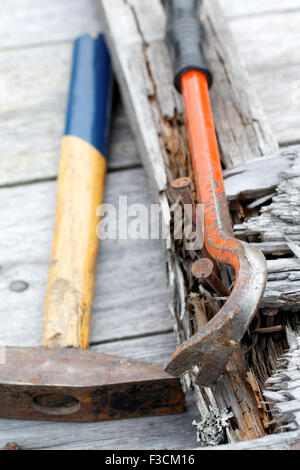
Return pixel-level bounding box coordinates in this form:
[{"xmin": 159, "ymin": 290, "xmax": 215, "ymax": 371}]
[
  {"xmin": 0, "ymin": 34, "xmax": 184, "ymax": 421},
  {"xmin": 164, "ymin": 0, "xmax": 267, "ymax": 387}
]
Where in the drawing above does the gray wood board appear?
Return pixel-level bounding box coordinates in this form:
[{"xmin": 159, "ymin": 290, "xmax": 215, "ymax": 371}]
[
  {"xmin": 0, "ymin": 0, "xmax": 103, "ymax": 49},
  {"xmin": 235, "ymin": 153, "xmax": 300, "ymax": 244},
  {"xmin": 0, "ymin": 168, "xmax": 172, "ymax": 347},
  {"xmin": 229, "ymin": 9, "xmax": 300, "ymax": 72},
  {"xmin": 1, "ymin": 0, "xmax": 299, "ymax": 51},
  {"xmin": 251, "ymin": 66, "xmax": 300, "ymax": 146},
  {"xmin": 0, "ymin": 42, "xmax": 140, "ymax": 188},
  {"xmin": 227, "ymin": 9, "xmax": 300, "ymax": 145},
  {"xmin": 264, "ymin": 329, "xmax": 300, "ymax": 433},
  {"xmin": 95, "ymin": 332, "xmax": 176, "ymax": 363},
  {"xmin": 224, "ymin": 146, "xmax": 299, "ymax": 201}
]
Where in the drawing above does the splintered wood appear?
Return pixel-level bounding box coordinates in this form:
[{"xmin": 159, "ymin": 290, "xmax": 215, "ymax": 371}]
[{"xmin": 99, "ymin": 0, "xmax": 300, "ymax": 445}]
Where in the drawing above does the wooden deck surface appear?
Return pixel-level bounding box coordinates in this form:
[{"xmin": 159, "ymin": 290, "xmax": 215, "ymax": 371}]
[{"xmin": 0, "ymin": 0, "xmax": 299, "ymax": 450}]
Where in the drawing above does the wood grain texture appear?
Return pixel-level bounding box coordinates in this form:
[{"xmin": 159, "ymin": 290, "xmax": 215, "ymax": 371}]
[
  {"xmin": 96, "ymin": 332, "xmax": 177, "ymax": 364},
  {"xmin": 224, "ymin": 146, "xmax": 300, "ymax": 201},
  {"xmin": 43, "ymin": 136, "xmax": 107, "ymax": 349},
  {"xmin": 252, "ymin": 66, "xmax": 300, "ymax": 145},
  {"xmin": 227, "ymin": 9, "xmax": 300, "ymax": 145},
  {"xmin": 203, "ymin": 0, "xmax": 279, "ymax": 166},
  {"xmin": 235, "ymin": 151, "xmax": 300, "ymax": 244},
  {"xmin": 0, "ymin": 0, "xmax": 102, "ymax": 49},
  {"xmin": 264, "ymin": 325, "xmax": 300, "ymax": 432},
  {"xmin": 229, "ymin": 9, "xmax": 300, "ymax": 73}
]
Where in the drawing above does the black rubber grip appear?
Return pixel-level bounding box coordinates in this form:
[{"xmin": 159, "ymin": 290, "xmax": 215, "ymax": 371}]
[{"xmin": 165, "ymin": 0, "xmax": 213, "ymax": 92}]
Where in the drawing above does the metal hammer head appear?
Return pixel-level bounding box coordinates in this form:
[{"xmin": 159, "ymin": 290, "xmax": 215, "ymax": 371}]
[{"xmin": 0, "ymin": 347, "xmax": 184, "ymax": 421}]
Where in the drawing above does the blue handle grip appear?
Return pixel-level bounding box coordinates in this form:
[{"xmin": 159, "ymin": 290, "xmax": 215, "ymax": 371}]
[{"xmin": 64, "ymin": 34, "xmax": 113, "ymax": 156}]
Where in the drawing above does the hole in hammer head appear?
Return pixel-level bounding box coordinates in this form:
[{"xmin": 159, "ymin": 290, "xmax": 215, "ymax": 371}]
[{"xmin": 32, "ymin": 393, "xmax": 81, "ymax": 416}]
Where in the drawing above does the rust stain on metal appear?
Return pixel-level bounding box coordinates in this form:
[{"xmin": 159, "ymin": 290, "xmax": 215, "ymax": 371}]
[{"xmin": 0, "ymin": 347, "xmax": 184, "ymax": 422}]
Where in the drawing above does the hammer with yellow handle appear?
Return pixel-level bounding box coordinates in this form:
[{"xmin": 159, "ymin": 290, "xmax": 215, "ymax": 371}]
[
  {"xmin": 0, "ymin": 34, "xmax": 184, "ymax": 422},
  {"xmin": 43, "ymin": 33, "xmax": 112, "ymax": 350}
]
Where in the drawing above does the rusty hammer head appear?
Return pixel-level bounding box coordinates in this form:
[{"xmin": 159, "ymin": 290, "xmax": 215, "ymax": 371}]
[
  {"xmin": 0, "ymin": 347, "xmax": 184, "ymax": 422},
  {"xmin": 0, "ymin": 35, "xmax": 185, "ymax": 423}
]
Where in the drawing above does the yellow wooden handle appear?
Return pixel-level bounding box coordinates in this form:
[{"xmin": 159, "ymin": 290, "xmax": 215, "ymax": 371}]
[{"xmin": 42, "ymin": 136, "xmax": 107, "ymax": 349}]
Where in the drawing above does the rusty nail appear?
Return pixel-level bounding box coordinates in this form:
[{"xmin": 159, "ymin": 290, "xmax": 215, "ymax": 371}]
[
  {"xmin": 171, "ymin": 177, "xmax": 197, "ymax": 227},
  {"xmin": 255, "ymin": 325, "xmax": 284, "ymax": 334},
  {"xmin": 4, "ymin": 442, "xmax": 20, "ymax": 450},
  {"xmin": 171, "ymin": 176, "xmax": 192, "ymax": 191},
  {"xmin": 262, "ymin": 308, "xmax": 279, "ymax": 317},
  {"xmin": 172, "ymin": 178, "xmax": 220, "ymax": 275},
  {"xmin": 192, "ymin": 258, "xmax": 230, "ymax": 297}
]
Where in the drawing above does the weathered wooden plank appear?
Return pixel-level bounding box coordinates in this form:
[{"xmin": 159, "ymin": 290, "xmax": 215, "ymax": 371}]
[
  {"xmin": 0, "ymin": 42, "xmax": 140, "ymax": 187},
  {"xmin": 96, "ymin": 332, "xmax": 177, "ymax": 363},
  {"xmin": 252, "ymin": 66, "xmax": 300, "ymax": 145},
  {"xmin": 264, "ymin": 332, "xmax": 300, "ymax": 432},
  {"xmin": 235, "ymin": 152, "xmax": 300, "ymax": 244},
  {"xmin": 224, "ymin": 146, "xmax": 299, "ymax": 201},
  {"xmin": 261, "ymin": 259, "xmax": 300, "ymax": 310},
  {"xmin": 0, "ymin": 168, "xmax": 172, "ymax": 347},
  {"xmin": 203, "ymin": 1, "xmax": 279, "ymax": 166},
  {"xmin": 98, "ymin": 0, "xmax": 281, "ymax": 445},
  {"xmin": 229, "ymin": 10, "xmax": 300, "ymax": 73},
  {"xmin": 0, "ymin": 394, "xmax": 199, "ymax": 450},
  {"xmin": 251, "ymin": 242, "xmax": 291, "ymax": 257},
  {"xmin": 219, "ymin": 0, "xmax": 300, "ymax": 19},
  {"xmin": 227, "ymin": 10, "xmax": 300, "ymax": 145},
  {"xmin": 0, "ymin": 0, "xmax": 102, "ymax": 49},
  {"xmin": 233, "ymin": 153, "xmax": 300, "ymax": 312}
]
